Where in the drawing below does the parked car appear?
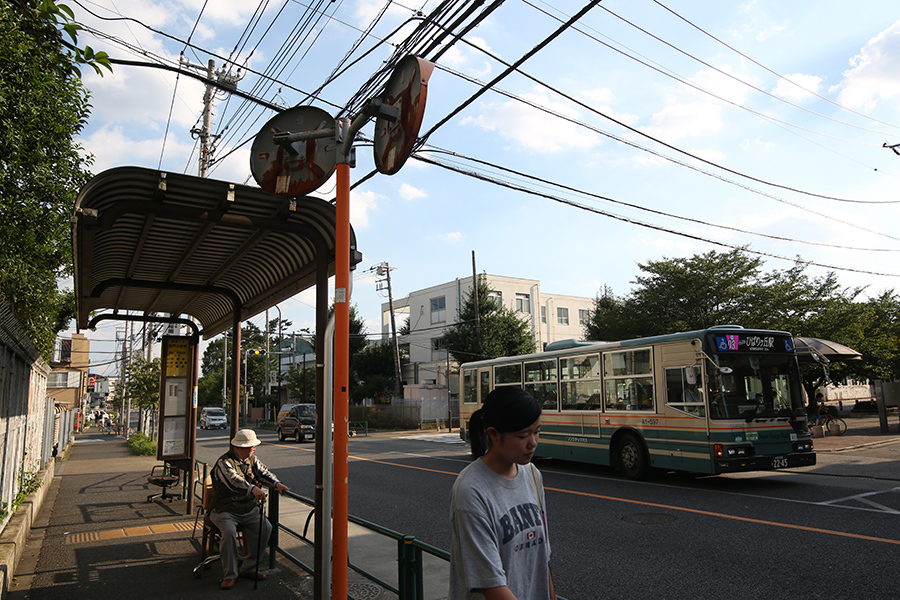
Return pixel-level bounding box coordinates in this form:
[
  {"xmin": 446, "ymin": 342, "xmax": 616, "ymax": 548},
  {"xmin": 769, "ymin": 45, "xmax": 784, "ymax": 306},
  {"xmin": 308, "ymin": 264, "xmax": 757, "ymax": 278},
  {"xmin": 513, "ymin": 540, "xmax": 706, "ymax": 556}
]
[
  {"xmin": 276, "ymin": 403, "xmax": 316, "ymax": 442},
  {"xmin": 199, "ymin": 406, "xmax": 228, "ymax": 430}
]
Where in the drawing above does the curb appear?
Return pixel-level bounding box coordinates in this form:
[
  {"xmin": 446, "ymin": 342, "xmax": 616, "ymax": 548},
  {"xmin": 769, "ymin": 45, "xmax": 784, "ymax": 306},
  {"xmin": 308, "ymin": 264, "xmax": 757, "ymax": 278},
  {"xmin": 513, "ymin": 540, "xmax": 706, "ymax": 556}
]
[{"xmin": 0, "ymin": 459, "xmax": 58, "ymax": 600}]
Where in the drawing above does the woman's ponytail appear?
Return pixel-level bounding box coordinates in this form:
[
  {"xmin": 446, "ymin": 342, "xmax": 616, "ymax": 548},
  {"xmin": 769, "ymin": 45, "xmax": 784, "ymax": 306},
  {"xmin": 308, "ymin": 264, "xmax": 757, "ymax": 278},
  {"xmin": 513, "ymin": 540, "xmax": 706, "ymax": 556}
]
[{"xmin": 468, "ymin": 408, "xmax": 487, "ymax": 459}]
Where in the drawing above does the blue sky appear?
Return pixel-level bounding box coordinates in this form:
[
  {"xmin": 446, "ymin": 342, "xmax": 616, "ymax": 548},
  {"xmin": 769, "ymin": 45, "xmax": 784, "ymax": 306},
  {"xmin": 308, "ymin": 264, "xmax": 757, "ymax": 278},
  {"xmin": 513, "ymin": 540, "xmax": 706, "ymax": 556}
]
[{"xmin": 67, "ymin": 0, "xmax": 900, "ymax": 376}]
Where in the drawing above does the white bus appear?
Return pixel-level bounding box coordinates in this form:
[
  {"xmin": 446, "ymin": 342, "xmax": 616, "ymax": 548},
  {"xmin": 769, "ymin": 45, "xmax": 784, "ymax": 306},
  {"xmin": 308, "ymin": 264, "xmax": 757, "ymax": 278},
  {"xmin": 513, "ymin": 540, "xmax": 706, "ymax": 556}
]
[{"xmin": 459, "ymin": 326, "xmax": 816, "ymax": 479}]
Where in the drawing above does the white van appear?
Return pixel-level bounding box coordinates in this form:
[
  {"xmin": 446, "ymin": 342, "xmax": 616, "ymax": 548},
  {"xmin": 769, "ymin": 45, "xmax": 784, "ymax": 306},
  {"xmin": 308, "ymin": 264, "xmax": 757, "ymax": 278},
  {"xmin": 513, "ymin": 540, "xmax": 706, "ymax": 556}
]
[{"xmin": 199, "ymin": 407, "xmax": 227, "ymax": 430}]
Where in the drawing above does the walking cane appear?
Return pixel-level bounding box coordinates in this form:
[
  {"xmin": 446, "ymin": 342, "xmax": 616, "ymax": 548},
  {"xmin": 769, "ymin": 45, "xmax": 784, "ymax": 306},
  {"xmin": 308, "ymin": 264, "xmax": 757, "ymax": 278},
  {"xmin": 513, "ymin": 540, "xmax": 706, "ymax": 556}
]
[{"xmin": 254, "ymin": 495, "xmax": 265, "ymax": 590}]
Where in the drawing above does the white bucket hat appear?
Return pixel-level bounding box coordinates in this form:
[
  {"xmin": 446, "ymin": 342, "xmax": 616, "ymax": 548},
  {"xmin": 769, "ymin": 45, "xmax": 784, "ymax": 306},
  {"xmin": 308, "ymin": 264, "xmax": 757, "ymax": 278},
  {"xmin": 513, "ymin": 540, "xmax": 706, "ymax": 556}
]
[{"xmin": 231, "ymin": 429, "xmax": 261, "ymax": 448}]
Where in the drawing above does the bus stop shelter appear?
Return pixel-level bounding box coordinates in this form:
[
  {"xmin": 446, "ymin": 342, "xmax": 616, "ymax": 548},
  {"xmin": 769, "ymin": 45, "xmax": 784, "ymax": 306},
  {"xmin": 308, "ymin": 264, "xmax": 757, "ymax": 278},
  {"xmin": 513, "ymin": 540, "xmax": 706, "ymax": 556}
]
[{"xmin": 71, "ymin": 165, "xmax": 360, "ymax": 515}]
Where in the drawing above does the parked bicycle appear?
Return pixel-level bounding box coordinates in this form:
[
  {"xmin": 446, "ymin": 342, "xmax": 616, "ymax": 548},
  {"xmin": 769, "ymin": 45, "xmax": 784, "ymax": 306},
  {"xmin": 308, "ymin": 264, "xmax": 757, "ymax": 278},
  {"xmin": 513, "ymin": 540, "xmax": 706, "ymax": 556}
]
[{"xmin": 819, "ymin": 406, "xmax": 848, "ymax": 435}]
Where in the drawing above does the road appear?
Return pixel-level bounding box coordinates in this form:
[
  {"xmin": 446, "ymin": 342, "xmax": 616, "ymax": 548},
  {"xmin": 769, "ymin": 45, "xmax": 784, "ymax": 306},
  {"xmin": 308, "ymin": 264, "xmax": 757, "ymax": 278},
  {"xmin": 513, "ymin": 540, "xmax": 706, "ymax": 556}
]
[{"xmin": 195, "ymin": 428, "xmax": 900, "ymax": 599}]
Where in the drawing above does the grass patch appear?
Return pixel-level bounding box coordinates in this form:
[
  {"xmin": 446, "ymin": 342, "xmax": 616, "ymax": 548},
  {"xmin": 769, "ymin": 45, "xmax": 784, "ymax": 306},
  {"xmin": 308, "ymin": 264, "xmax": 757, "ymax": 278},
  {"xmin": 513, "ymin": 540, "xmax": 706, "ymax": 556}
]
[{"xmin": 126, "ymin": 433, "xmax": 158, "ymax": 456}]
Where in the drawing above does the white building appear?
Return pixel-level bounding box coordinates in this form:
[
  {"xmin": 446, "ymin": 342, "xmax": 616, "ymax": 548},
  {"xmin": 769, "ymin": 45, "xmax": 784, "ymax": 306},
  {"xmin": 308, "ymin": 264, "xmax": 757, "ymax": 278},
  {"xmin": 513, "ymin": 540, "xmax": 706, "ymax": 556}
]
[{"xmin": 382, "ymin": 274, "xmax": 595, "ymax": 403}]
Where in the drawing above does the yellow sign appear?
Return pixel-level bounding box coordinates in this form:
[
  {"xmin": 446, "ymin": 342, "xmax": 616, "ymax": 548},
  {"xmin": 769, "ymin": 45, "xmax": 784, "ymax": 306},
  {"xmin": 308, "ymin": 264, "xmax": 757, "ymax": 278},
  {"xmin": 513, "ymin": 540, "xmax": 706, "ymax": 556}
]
[{"xmin": 165, "ymin": 338, "xmax": 190, "ymax": 377}]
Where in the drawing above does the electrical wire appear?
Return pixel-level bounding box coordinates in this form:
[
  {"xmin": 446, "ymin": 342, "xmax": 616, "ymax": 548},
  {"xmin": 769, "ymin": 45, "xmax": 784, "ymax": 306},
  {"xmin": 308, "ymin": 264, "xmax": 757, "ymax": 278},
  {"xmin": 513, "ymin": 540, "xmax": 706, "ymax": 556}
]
[
  {"xmin": 651, "ymin": 0, "xmax": 900, "ymax": 131},
  {"xmin": 411, "ymin": 151, "xmax": 900, "ymax": 278},
  {"xmin": 421, "ymin": 144, "xmax": 900, "ymax": 252}
]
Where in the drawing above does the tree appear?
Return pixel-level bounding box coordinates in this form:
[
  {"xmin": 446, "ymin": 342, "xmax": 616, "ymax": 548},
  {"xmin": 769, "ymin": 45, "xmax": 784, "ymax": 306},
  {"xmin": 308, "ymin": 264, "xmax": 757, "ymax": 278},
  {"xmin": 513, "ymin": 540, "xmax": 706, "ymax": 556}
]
[
  {"xmin": 122, "ymin": 356, "xmax": 161, "ymax": 410},
  {"xmin": 284, "ymin": 364, "xmax": 315, "ymax": 404},
  {"xmin": 584, "ymin": 249, "xmax": 899, "ymax": 403},
  {"xmin": 350, "ymin": 341, "xmax": 396, "ymax": 404},
  {"xmin": 443, "ymin": 274, "xmax": 537, "ymax": 363},
  {"xmin": 196, "ymin": 317, "xmax": 290, "ymax": 409},
  {"xmin": 0, "ymin": 0, "xmax": 110, "ymax": 356}
]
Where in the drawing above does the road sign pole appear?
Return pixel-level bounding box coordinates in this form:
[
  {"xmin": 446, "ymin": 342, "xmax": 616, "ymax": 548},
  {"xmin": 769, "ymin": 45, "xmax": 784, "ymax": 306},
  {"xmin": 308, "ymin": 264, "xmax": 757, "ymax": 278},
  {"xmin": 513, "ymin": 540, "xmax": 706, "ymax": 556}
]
[{"xmin": 332, "ymin": 155, "xmax": 351, "ymax": 600}]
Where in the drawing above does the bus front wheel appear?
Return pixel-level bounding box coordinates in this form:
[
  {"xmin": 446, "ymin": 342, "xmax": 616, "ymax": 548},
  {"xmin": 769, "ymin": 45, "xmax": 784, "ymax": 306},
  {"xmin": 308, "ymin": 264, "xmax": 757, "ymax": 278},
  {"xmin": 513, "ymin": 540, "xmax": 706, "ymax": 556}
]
[{"xmin": 617, "ymin": 433, "xmax": 649, "ymax": 480}]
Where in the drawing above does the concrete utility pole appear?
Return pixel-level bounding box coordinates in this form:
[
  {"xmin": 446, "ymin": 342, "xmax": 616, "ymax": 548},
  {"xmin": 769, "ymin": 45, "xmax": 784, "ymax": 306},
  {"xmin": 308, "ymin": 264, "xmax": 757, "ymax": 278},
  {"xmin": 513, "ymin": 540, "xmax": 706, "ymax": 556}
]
[
  {"xmin": 377, "ymin": 262, "xmax": 403, "ymax": 397},
  {"xmin": 184, "ymin": 57, "xmax": 241, "ymax": 178},
  {"xmin": 472, "ymin": 251, "xmax": 481, "ymax": 348},
  {"xmin": 199, "ymin": 59, "xmax": 214, "ymax": 177}
]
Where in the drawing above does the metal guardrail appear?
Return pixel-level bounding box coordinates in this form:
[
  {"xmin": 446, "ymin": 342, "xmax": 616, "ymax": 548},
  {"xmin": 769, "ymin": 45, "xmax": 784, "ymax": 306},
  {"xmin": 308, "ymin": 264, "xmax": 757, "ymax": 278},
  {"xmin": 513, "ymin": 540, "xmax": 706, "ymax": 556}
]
[
  {"xmin": 269, "ymin": 488, "xmax": 449, "ymax": 600},
  {"xmin": 193, "ymin": 460, "xmax": 562, "ymax": 600}
]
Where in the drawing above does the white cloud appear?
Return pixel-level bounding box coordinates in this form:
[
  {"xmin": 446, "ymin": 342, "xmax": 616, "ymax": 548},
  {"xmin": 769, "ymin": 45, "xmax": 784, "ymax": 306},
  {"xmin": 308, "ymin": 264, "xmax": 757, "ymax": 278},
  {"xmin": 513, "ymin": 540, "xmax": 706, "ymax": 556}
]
[
  {"xmin": 439, "ymin": 36, "xmax": 493, "ymax": 79},
  {"xmin": 441, "ymin": 232, "xmax": 463, "ymax": 241},
  {"xmin": 399, "ymin": 183, "xmax": 427, "ymax": 200},
  {"xmin": 687, "ymin": 65, "xmax": 755, "ymax": 105},
  {"xmin": 462, "ymin": 90, "xmax": 602, "ymax": 152},
  {"xmin": 831, "ymin": 18, "xmax": 900, "ymax": 111},
  {"xmin": 640, "ymin": 101, "xmax": 723, "ymax": 143},
  {"xmin": 349, "ymin": 189, "xmax": 384, "ymax": 228},
  {"xmin": 80, "ymin": 126, "xmax": 193, "ymax": 172},
  {"xmin": 772, "ymin": 73, "xmax": 822, "ymax": 102}
]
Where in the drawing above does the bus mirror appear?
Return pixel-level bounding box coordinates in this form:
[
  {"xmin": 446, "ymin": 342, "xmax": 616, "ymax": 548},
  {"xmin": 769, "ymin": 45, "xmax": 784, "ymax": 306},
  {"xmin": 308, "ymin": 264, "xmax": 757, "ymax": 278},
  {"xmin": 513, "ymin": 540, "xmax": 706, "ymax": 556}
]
[
  {"xmin": 684, "ymin": 366, "xmax": 697, "ymax": 385},
  {"xmin": 719, "ymin": 367, "xmax": 734, "ymax": 375}
]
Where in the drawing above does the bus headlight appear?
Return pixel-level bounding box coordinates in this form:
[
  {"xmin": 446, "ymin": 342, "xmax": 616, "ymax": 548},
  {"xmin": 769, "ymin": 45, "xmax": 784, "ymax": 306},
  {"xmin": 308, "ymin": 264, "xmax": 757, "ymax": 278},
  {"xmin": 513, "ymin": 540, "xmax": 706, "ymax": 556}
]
[
  {"xmin": 793, "ymin": 440, "xmax": 813, "ymax": 453},
  {"xmin": 714, "ymin": 444, "xmax": 754, "ymax": 458}
]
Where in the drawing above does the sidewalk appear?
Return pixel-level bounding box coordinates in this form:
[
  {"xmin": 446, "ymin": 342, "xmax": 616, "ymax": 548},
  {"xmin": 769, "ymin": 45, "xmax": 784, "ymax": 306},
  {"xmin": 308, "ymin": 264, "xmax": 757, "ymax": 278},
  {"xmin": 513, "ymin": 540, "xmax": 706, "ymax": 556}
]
[
  {"xmin": 7, "ymin": 433, "xmax": 315, "ymax": 600},
  {"xmin": 7, "ymin": 417, "xmax": 898, "ymax": 599},
  {"xmin": 807, "ymin": 411, "xmax": 900, "ymax": 453}
]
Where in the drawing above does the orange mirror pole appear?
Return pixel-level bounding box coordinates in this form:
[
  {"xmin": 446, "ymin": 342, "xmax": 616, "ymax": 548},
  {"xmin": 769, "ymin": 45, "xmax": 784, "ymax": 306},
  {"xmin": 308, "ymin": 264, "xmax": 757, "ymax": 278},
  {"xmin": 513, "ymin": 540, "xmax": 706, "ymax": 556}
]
[{"xmin": 332, "ymin": 154, "xmax": 351, "ymax": 600}]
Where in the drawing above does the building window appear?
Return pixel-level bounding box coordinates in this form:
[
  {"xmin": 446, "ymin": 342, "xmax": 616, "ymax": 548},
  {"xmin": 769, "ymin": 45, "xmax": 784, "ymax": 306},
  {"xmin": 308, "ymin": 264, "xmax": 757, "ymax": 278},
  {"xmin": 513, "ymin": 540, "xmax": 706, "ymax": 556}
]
[
  {"xmin": 48, "ymin": 371, "xmax": 80, "ymax": 389},
  {"xmin": 431, "ymin": 337, "xmax": 447, "ymax": 361},
  {"xmin": 579, "ymin": 309, "xmax": 590, "ymax": 326},
  {"xmin": 488, "ymin": 290, "xmax": 502, "ymax": 307},
  {"xmin": 541, "ymin": 306, "xmax": 547, "ymax": 323},
  {"xmin": 557, "ymin": 307, "xmax": 569, "ymax": 325},
  {"xmin": 430, "ymin": 296, "xmax": 446, "ymax": 324},
  {"xmin": 516, "ymin": 293, "xmax": 531, "ymax": 314}
]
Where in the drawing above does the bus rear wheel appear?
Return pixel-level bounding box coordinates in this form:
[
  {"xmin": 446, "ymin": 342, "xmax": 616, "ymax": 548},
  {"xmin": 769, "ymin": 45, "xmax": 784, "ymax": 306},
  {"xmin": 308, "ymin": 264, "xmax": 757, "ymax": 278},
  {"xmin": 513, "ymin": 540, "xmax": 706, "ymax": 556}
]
[{"xmin": 617, "ymin": 433, "xmax": 649, "ymax": 480}]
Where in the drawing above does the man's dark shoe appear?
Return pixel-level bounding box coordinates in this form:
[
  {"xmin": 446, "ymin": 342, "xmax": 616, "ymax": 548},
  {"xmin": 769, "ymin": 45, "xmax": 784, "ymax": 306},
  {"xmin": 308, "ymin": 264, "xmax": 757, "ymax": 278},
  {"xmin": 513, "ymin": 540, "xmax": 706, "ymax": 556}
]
[
  {"xmin": 240, "ymin": 570, "xmax": 266, "ymax": 581},
  {"xmin": 220, "ymin": 578, "xmax": 237, "ymax": 590}
]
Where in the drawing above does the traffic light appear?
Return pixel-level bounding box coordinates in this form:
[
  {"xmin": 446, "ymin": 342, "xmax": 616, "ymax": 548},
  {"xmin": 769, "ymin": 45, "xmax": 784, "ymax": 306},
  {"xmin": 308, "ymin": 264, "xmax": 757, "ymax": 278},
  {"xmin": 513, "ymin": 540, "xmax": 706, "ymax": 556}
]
[{"xmin": 249, "ymin": 349, "xmax": 266, "ymax": 355}]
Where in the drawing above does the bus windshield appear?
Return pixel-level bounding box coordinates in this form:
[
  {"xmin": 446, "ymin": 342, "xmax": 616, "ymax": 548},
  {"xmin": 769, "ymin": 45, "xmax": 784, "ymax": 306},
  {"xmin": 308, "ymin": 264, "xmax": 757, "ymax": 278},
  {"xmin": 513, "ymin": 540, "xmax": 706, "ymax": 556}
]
[{"xmin": 708, "ymin": 354, "xmax": 805, "ymax": 420}]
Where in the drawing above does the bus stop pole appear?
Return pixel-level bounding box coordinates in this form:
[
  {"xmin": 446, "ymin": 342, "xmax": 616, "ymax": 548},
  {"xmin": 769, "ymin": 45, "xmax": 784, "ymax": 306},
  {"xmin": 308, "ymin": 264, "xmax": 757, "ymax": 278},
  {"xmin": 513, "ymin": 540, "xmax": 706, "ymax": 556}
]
[{"xmin": 332, "ymin": 118, "xmax": 352, "ymax": 600}]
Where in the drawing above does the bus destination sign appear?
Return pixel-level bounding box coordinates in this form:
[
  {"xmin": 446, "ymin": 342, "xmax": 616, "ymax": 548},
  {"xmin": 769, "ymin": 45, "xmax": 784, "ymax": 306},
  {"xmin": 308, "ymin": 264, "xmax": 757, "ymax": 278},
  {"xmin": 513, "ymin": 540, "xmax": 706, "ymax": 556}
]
[{"xmin": 712, "ymin": 334, "xmax": 794, "ymax": 353}]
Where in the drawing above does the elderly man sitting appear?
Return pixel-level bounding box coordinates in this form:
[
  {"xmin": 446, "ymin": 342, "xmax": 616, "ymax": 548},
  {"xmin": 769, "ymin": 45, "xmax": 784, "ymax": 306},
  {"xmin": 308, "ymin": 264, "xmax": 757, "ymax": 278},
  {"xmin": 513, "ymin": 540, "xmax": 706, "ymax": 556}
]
[{"xmin": 209, "ymin": 429, "xmax": 289, "ymax": 590}]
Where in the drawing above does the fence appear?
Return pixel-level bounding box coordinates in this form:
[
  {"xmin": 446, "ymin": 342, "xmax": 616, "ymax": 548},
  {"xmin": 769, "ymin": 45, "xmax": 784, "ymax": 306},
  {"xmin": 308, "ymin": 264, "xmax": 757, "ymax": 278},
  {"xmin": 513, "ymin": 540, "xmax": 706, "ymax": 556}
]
[
  {"xmin": 0, "ymin": 300, "xmax": 74, "ymax": 530},
  {"xmin": 350, "ymin": 398, "xmax": 459, "ymax": 429}
]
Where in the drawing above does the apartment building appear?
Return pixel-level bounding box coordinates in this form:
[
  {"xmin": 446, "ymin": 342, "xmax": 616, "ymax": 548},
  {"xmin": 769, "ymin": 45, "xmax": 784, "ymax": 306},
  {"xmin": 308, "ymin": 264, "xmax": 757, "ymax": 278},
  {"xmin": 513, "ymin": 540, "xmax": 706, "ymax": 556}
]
[{"xmin": 382, "ymin": 274, "xmax": 594, "ymax": 401}]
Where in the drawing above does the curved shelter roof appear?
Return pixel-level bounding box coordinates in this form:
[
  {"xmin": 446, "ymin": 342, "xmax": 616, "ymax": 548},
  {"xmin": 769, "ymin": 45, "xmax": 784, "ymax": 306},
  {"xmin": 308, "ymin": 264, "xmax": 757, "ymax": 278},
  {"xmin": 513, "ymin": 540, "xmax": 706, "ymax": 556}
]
[{"xmin": 73, "ymin": 166, "xmax": 360, "ymax": 339}]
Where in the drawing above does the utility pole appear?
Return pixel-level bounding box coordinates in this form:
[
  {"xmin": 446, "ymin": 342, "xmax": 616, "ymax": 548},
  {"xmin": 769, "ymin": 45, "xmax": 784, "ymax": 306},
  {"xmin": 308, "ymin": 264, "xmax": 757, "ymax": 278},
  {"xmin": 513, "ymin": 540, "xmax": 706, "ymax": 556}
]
[
  {"xmin": 472, "ymin": 251, "xmax": 481, "ymax": 349},
  {"xmin": 184, "ymin": 57, "xmax": 241, "ymax": 178},
  {"xmin": 377, "ymin": 262, "xmax": 402, "ymax": 397},
  {"xmin": 199, "ymin": 59, "xmax": 214, "ymax": 177},
  {"xmin": 222, "ymin": 332, "xmax": 228, "ymax": 408}
]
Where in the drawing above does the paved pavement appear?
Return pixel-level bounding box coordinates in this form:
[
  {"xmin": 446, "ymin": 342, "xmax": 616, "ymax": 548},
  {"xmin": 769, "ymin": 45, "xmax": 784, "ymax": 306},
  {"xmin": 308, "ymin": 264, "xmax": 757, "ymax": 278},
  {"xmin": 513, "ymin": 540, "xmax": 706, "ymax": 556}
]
[
  {"xmin": 8, "ymin": 412, "xmax": 899, "ymax": 600},
  {"xmin": 8, "ymin": 433, "xmax": 315, "ymax": 600}
]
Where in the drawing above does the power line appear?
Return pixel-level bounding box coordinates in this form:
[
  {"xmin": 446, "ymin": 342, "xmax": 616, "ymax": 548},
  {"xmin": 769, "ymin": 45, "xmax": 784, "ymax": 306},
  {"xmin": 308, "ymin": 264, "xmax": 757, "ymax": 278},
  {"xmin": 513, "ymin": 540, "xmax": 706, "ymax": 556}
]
[
  {"xmin": 422, "ymin": 144, "xmax": 900, "ymax": 252},
  {"xmin": 411, "ymin": 151, "xmax": 900, "ymax": 278},
  {"xmin": 651, "ymin": 0, "xmax": 900, "ymax": 132},
  {"xmin": 441, "ymin": 22, "xmax": 900, "ymax": 205}
]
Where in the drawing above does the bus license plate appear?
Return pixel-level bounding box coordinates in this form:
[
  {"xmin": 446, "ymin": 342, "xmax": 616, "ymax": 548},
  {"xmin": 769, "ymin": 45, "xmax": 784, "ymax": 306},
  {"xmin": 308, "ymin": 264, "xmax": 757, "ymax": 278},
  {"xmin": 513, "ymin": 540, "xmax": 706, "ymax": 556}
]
[{"xmin": 772, "ymin": 456, "xmax": 789, "ymax": 469}]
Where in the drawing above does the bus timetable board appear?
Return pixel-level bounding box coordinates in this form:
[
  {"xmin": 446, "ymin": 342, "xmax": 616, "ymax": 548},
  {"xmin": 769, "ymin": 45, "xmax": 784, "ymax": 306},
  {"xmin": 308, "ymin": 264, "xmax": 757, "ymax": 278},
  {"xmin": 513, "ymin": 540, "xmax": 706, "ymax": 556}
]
[{"xmin": 157, "ymin": 336, "xmax": 197, "ymax": 461}]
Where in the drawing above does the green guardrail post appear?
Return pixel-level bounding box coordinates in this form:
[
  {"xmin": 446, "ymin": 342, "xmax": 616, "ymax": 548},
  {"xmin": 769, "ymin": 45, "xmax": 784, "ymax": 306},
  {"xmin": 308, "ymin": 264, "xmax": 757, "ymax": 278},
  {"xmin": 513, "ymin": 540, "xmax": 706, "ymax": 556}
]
[
  {"xmin": 398, "ymin": 535, "xmax": 417, "ymax": 600},
  {"xmin": 268, "ymin": 488, "xmax": 279, "ymax": 569},
  {"xmin": 414, "ymin": 544, "xmax": 424, "ymax": 600}
]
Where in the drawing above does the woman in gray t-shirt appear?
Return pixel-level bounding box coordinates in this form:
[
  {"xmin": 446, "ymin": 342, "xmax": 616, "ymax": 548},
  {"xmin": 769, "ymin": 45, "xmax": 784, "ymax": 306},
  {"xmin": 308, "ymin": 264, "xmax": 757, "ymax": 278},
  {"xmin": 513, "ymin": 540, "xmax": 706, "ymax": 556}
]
[{"xmin": 450, "ymin": 387, "xmax": 557, "ymax": 600}]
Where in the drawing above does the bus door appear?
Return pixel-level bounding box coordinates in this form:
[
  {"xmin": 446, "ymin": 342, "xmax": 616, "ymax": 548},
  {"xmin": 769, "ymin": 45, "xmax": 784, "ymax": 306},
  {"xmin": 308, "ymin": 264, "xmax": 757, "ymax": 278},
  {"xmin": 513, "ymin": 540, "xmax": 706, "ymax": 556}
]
[
  {"xmin": 663, "ymin": 364, "xmax": 710, "ymax": 466},
  {"xmin": 478, "ymin": 367, "xmax": 492, "ymax": 406}
]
